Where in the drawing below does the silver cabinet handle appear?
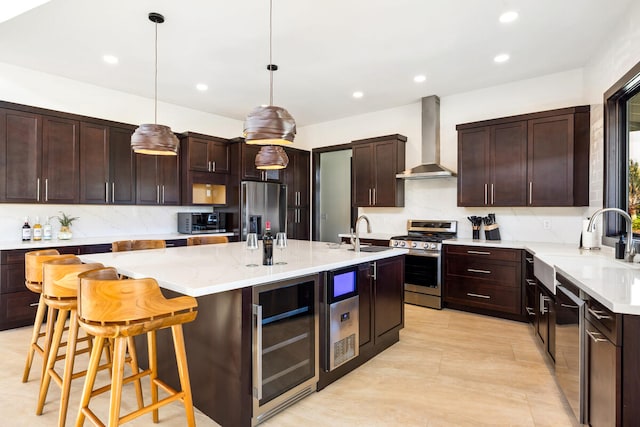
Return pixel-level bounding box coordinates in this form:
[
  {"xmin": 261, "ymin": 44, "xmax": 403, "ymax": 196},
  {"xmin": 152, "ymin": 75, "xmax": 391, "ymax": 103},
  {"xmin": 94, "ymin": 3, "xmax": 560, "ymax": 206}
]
[
  {"xmin": 207, "ymin": 161, "xmax": 211, "ymax": 172},
  {"xmin": 540, "ymin": 294, "xmax": 550, "ymax": 314},
  {"xmin": 162, "ymin": 185, "xmax": 165, "ymax": 204},
  {"xmin": 529, "ymin": 181, "xmax": 533, "ymax": 205},
  {"xmin": 369, "ymin": 188, "xmax": 372, "ymax": 205},
  {"xmin": 484, "ymin": 183, "xmax": 488, "ymax": 205},
  {"xmin": 253, "ymin": 304, "xmax": 263, "ymax": 400},
  {"xmin": 467, "ymin": 268, "xmax": 491, "ymax": 274},
  {"xmin": 561, "ymin": 303, "xmax": 579, "ymax": 309},
  {"xmin": 36, "ymin": 178, "xmax": 40, "ymax": 201},
  {"xmin": 587, "ymin": 307, "xmax": 612, "ymax": 320},
  {"xmin": 373, "ymin": 188, "xmax": 376, "ymax": 205},
  {"xmin": 371, "ymin": 262, "xmax": 377, "ymax": 280},
  {"xmin": 112, "ymin": 182, "xmax": 115, "ymax": 203},
  {"xmin": 586, "ymin": 328, "xmax": 608, "ymax": 343},
  {"xmin": 491, "ymin": 183, "xmax": 494, "ymax": 205},
  {"xmin": 29, "ymin": 302, "xmax": 39, "ymax": 307},
  {"xmin": 156, "ymin": 185, "xmax": 160, "ymax": 204},
  {"xmin": 467, "ymin": 250, "xmax": 491, "ymax": 255},
  {"xmin": 467, "ymin": 292, "xmax": 490, "ymax": 299},
  {"xmin": 105, "ymin": 182, "xmax": 109, "ymax": 203},
  {"xmin": 525, "ymin": 307, "xmax": 535, "ymax": 315},
  {"xmin": 45, "ymin": 178, "xmax": 48, "ymax": 202},
  {"xmin": 526, "ymin": 257, "xmax": 533, "ymax": 264},
  {"xmin": 525, "ymin": 279, "xmax": 536, "ymax": 286}
]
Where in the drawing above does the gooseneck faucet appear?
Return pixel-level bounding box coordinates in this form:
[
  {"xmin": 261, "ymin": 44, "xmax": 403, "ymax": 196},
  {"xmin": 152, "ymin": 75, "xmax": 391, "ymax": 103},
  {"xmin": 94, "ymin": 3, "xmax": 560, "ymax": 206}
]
[
  {"xmin": 351, "ymin": 215, "xmax": 371, "ymax": 253},
  {"xmin": 587, "ymin": 207, "xmax": 636, "ymax": 262}
]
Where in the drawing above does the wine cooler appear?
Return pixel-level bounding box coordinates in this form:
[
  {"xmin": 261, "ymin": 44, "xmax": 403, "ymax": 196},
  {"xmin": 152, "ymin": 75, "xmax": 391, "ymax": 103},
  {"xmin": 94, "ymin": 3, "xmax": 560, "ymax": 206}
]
[{"xmin": 252, "ymin": 275, "xmax": 319, "ymax": 426}]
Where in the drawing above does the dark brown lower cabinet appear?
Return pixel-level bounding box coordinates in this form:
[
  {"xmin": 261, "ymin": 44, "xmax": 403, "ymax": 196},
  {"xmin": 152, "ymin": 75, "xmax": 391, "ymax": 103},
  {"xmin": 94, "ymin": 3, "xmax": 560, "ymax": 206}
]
[{"xmin": 443, "ymin": 245, "xmax": 523, "ymax": 320}]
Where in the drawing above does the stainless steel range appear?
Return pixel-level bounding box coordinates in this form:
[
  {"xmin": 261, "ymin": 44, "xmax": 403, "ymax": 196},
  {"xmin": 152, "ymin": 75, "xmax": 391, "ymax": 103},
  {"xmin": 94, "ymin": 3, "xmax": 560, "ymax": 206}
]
[{"xmin": 390, "ymin": 219, "xmax": 457, "ymax": 309}]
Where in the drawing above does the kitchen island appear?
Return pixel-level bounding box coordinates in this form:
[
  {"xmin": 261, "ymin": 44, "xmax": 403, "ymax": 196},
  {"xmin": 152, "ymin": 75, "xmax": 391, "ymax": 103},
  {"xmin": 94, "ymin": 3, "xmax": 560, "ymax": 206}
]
[{"xmin": 80, "ymin": 240, "xmax": 407, "ymax": 426}]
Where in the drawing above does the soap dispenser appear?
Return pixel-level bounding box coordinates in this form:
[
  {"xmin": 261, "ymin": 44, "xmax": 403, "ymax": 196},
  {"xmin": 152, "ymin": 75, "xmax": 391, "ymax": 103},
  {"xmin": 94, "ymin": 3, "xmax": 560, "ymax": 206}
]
[{"xmin": 615, "ymin": 235, "xmax": 626, "ymax": 259}]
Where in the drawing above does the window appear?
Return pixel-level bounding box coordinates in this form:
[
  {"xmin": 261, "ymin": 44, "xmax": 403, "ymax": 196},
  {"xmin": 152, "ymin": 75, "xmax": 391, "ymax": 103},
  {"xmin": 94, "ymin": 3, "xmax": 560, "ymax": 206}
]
[{"xmin": 604, "ymin": 60, "xmax": 640, "ymax": 241}]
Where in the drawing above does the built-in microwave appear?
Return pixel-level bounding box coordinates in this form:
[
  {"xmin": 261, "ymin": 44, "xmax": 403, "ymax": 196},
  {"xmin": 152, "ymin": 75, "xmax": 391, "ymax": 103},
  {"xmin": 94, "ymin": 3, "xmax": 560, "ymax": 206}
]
[{"xmin": 177, "ymin": 212, "xmax": 226, "ymax": 234}]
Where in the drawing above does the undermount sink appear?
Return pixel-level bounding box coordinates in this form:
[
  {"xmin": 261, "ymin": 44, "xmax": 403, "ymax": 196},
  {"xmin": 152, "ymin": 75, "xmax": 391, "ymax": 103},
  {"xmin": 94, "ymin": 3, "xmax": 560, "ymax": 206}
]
[{"xmin": 348, "ymin": 245, "xmax": 391, "ymax": 253}]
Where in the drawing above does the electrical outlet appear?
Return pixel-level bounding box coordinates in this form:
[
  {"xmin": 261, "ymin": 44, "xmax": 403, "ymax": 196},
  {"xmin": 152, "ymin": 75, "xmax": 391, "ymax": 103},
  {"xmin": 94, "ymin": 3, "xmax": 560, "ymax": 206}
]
[{"xmin": 543, "ymin": 220, "xmax": 551, "ymax": 230}]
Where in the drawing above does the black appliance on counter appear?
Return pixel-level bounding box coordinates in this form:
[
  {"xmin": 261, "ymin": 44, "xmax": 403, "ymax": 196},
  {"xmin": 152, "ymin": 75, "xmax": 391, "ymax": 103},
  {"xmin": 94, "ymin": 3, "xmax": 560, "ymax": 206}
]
[
  {"xmin": 324, "ymin": 266, "xmax": 359, "ymax": 371},
  {"xmin": 390, "ymin": 219, "xmax": 457, "ymax": 309},
  {"xmin": 252, "ymin": 276, "xmax": 319, "ymax": 425},
  {"xmin": 177, "ymin": 212, "xmax": 226, "ymax": 234}
]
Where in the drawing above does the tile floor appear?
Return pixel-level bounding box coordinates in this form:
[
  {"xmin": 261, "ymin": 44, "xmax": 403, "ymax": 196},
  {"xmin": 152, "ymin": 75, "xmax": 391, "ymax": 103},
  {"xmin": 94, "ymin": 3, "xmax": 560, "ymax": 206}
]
[{"xmin": 0, "ymin": 304, "xmax": 577, "ymax": 426}]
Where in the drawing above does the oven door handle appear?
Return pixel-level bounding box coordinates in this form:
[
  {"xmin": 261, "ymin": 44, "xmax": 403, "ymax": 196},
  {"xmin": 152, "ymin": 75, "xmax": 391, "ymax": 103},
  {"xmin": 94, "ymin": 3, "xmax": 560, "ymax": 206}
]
[{"xmin": 405, "ymin": 251, "xmax": 441, "ymax": 258}]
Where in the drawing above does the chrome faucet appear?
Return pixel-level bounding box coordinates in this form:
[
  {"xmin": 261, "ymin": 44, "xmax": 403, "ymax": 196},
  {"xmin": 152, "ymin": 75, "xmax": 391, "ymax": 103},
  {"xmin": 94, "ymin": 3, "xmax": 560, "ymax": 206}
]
[
  {"xmin": 587, "ymin": 207, "xmax": 636, "ymax": 262},
  {"xmin": 351, "ymin": 215, "xmax": 371, "ymax": 253}
]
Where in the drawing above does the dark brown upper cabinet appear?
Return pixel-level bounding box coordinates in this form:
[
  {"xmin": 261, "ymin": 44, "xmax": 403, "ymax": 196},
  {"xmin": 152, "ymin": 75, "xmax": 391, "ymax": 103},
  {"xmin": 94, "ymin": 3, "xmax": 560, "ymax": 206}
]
[
  {"xmin": 351, "ymin": 134, "xmax": 406, "ymax": 207},
  {"xmin": 457, "ymin": 121, "xmax": 527, "ymax": 206},
  {"xmin": 180, "ymin": 132, "xmax": 230, "ymax": 174},
  {"xmin": 136, "ymin": 153, "xmax": 180, "ymax": 205},
  {"xmin": 0, "ymin": 108, "xmax": 79, "ymax": 203},
  {"xmin": 79, "ymin": 122, "xmax": 136, "ymax": 204},
  {"xmin": 456, "ymin": 106, "xmax": 589, "ymax": 207}
]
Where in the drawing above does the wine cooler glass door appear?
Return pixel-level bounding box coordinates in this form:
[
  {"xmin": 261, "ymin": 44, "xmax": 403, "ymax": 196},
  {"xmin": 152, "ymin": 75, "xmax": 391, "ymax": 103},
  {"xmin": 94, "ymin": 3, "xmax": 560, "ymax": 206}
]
[{"xmin": 252, "ymin": 276, "xmax": 319, "ymax": 424}]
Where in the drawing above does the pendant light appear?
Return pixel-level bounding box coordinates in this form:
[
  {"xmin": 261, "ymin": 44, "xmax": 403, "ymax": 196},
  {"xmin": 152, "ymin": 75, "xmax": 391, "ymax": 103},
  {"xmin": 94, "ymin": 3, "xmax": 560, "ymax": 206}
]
[
  {"xmin": 131, "ymin": 12, "xmax": 179, "ymax": 156},
  {"xmin": 243, "ymin": 0, "xmax": 296, "ymax": 146},
  {"xmin": 255, "ymin": 145, "xmax": 289, "ymax": 170}
]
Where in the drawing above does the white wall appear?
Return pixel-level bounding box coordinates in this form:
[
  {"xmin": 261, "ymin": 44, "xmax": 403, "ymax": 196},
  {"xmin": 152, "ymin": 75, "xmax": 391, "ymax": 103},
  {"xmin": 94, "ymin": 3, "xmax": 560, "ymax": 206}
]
[{"xmin": 302, "ymin": 69, "xmax": 589, "ymax": 243}]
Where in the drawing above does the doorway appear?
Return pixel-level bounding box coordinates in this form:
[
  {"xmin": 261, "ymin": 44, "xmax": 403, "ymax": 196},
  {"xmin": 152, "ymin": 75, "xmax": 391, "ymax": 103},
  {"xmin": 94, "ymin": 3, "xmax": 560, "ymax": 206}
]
[{"xmin": 317, "ymin": 149, "xmax": 352, "ymax": 243}]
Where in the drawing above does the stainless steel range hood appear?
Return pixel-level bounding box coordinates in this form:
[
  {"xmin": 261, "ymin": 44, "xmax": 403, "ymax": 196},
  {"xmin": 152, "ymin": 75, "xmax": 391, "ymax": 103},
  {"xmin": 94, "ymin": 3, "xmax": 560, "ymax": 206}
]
[{"xmin": 396, "ymin": 95, "xmax": 456, "ymax": 179}]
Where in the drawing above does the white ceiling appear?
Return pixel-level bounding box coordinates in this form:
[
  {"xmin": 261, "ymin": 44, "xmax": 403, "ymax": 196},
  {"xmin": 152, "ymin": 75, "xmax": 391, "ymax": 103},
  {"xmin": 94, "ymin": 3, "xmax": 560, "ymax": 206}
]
[{"xmin": 0, "ymin": 0, "xmax": 633, "ymax": 127}]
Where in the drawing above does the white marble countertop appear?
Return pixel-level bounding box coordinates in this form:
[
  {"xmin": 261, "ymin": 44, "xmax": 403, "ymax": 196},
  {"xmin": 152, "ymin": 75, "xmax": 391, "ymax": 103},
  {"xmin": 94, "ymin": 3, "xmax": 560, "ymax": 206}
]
[
  {"xmin": 0, "ymin": 232, "xmax": 235, "ymax": 251},
  {"xmin": 79, "ymin": 240, "xmax": 408, "ymax": 298},
  {"xmin": 444, "ymin": 238, "xmax": 640, "ymax": 315}
]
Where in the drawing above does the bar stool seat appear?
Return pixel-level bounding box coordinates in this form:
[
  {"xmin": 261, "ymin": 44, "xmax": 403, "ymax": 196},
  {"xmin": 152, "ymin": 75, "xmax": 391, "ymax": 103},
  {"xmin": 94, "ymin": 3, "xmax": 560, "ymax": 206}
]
[
  {"xmin": 186, "ymin": 235, "xmax": 228, "ymax": 245},
  {"xmin": 23, "ymin": 250, "xmax": 77, "ymax": 383},
  {"xmin": 111, "ymin": 240, "xmax": 166, "ymax": 252},
  {"xmin": 76, "ymin": 267, "xmax": 198, "ymax": 427},
  {"xmin": 36, "ymin": 257, "xmax": 118, "ymax": 427}
]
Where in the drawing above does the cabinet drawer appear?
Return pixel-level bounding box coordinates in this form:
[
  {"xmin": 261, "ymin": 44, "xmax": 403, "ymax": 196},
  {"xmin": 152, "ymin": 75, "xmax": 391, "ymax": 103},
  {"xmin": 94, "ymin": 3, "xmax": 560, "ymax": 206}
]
[
  {"xmin": 0, "ymin": 290, "xmax": 40, "ymax": 330},
  {"xmin": 445, "ymin": 279, "xmax": 520, "ymax": 314},
  {"xmin": 445, "ymin": 256, "xmax": 519, "ymax": 287},
  {"xmin": 585, "ymin": 298, "xmax": 620, "ymax": 345},
  {"xmin": 445, "ymin": 245, "xmax": 520, "ymax": 262}
]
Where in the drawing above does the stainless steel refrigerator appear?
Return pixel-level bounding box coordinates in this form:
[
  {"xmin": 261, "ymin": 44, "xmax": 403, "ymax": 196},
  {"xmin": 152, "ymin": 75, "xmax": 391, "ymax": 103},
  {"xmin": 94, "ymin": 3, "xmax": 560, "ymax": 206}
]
[{"xmin": 240, "ymin": 181, "xmax": 287, "ymax": 240}]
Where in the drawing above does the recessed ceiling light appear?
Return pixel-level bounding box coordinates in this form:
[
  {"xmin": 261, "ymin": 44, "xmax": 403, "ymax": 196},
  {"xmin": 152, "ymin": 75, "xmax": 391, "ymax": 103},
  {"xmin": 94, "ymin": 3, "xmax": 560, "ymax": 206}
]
[
  {"xmin": 196, "ymin": 83, "xmax": 208, "ymax": 91},
  {"xmin": 352, "ymin": 91, "xmax": 364, "ymax": 99},
  {"xmin": 103, "ymin": 55, "xmax": 118, "ymax": 65},
  {"xmin": 414, "ymin": 75, "xmax": 426, "ymax": 83},
  {"xmin": 499, "ymin": 11, "xmax": 518, "ymax": 23},
  {"xmin": 494, "ymin": 53, "xmax": 510, "ymax": 63}
]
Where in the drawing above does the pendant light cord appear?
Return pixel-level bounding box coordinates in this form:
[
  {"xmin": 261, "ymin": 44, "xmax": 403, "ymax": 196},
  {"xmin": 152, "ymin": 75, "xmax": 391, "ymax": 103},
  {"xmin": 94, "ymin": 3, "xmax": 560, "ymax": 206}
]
[
  {"xmin": 154, "ymin": 19, "xmax": 158, "ymax": 124},
  {"xmin": 269, "ymin": 0, "xmax": 273, "ymax": 106}
]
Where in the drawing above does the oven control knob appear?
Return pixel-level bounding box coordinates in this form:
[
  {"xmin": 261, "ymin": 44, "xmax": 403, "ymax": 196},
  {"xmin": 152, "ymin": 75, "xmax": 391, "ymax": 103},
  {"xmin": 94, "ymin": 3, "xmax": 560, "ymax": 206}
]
[
  {"xmin": 411, "ymin": 242, "xmax": 418, "ymax": 248},
  {"xmin": 393, "ymin": 241, "xmax": 399, "ymax": 247},
  {"xmin": 430, "ymin": 243, "xmax": 437, "ymax": 249},
  {"xmin": 400, "ymin": 241, "xmax": 406, "ymax": 248}
]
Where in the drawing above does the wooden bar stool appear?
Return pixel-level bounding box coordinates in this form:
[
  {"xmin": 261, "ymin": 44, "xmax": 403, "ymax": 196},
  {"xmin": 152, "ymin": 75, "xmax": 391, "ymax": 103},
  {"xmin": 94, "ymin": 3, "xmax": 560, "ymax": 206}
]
[
  {"xmin": 186, "ymin": 235, "xmax": 228, "ymax": 245},
  {"xmin": 23, "ymin": 249, "xmax": 77, "ymax": 383},
  {"xmin": 76, "ymin": 267, "xmax": 198, "ymax": 427},
  {"xmin": 111, "ymin": 240, "xmax": 166, "ymax": 252}
]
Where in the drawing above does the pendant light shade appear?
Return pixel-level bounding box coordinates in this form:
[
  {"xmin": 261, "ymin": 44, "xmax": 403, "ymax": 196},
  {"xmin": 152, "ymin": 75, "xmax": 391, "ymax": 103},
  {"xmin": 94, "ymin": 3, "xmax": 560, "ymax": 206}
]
[
  {"xmin": 255, "ymin": 145, "xmax": 289, "ymax": 170},
  {"xmin": 244, "ymin": 105, "xmax": 296, "ymax": 145},
  {"xmin": 131, "ymin": 12, "xmax": 179, "ymax": 156},
  {"xmin": 243, "ymin": 0, "xmax": 296, "ymax": 148}
]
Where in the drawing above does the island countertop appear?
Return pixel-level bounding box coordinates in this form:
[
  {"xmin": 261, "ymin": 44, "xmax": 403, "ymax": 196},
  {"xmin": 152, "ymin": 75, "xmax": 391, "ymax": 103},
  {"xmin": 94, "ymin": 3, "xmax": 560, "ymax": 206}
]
[{"xmin": 79, "ymin": 240, "xmax": 408, "ymax": 297}]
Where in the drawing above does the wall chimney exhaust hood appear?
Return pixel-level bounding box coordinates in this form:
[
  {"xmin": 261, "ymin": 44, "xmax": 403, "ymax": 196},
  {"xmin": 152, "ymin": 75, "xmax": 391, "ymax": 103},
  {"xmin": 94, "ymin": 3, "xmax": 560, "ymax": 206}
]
[{"xmin": 396, "ymin": 95, "xmax": 456, "ymax": 179}]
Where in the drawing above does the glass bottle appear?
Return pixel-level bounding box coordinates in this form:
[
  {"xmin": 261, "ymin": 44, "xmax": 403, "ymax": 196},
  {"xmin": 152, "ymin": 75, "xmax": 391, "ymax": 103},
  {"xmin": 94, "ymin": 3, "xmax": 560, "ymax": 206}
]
[
  {"xmin": 22, "ymin": 217, "xmax": 32, "ymax": 242},
  {"xmin": 32, "ymin": 216, "xmax": 42, "ymax": 241},
  {"xmin": 262, "ymin": 221, "xmax": 274, "ymax": 266},
  {"xmin": 43, "ymin": 216, "xmax": 52, "ymax": 240}
]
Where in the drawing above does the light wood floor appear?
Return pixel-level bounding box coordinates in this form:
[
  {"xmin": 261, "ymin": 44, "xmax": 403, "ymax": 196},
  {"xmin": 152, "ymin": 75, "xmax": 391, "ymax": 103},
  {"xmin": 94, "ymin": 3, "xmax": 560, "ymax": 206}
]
[{"xmin": 0, "ymin": 305, "xmax": 577, "ymax": 426}]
